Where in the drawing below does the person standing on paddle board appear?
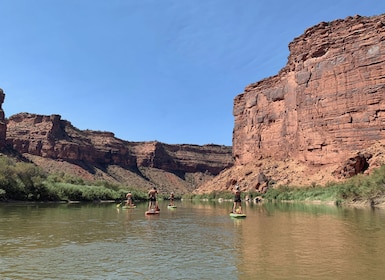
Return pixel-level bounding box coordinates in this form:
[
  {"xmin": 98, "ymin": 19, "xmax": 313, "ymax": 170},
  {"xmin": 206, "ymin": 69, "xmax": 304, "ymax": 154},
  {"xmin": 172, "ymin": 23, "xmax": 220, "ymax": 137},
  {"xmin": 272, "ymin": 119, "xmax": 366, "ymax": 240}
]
[
  {"xmin": 169, "ymin": 192, "xmax": 175, "ymax": 206},
  {"xmin": 125, "ymin": 191, "xmax": 134, "ymax": 207},
  {"xmin": 148, "ymin": 186, "xmax": 158, "ymax": 211},
  {"xmin": 232, "ymin": 185, "xmax": 242, "ymax": 214}
]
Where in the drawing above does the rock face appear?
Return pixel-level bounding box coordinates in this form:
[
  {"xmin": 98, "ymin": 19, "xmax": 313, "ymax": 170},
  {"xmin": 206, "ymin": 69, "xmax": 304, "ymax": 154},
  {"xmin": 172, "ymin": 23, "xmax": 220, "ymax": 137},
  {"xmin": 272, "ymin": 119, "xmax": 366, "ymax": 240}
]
[
  {"xmin": 7, "ymin": 113, "xmax": 137, "ymax": 167},
  {"xmin": 5, "ymin": 15, "xmax": 385, "ymax": 195},
  {"xmin": 130, "ymin": 141, "xmax": 233, "ymax": 174},
  {"xmin": 6, "ymin": 113, "xmax": 233, "ymax": 193},
  {"xmin": 197, "ymin": 14, "xmax": 385, "ymax": 193},
  {"xmin": 233, "ymin": 14, "xmax": 385, "ymax": 166},
  {"xmin": 0, "ymin": 89, "xmax": 6, "ymax": 148}
]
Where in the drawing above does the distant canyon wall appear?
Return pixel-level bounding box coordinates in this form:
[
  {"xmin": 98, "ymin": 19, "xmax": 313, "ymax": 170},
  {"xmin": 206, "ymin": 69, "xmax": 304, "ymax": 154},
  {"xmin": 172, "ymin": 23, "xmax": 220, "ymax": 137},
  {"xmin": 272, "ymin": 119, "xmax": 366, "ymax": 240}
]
[
  {"xmin": 233, "ymin": 14, "xmax": 385, "ymax": 166},
  {"xmin": 0, "ymin": 89, "xmax": 6, "ymax": 148},
  {"xmin": 5, "ymin": 113, "xmax": 233, "ymax": 186}
]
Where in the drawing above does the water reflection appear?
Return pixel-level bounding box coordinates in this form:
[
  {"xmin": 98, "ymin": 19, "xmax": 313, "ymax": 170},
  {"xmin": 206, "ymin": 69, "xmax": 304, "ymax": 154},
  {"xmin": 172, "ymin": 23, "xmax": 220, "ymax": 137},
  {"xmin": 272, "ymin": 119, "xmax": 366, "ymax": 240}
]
[
  {"xmin": 232, "ymin": 202, "xmax": 385, "ymax": 280},
  {"xmin": 1, "ymin": 201, "xmax": 385, "ymax": 279}
]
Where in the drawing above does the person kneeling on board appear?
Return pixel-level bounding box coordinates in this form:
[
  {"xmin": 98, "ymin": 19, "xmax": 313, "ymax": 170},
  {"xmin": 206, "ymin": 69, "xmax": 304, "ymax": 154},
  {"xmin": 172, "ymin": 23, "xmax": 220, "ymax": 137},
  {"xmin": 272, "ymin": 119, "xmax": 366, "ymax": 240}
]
[{"xmin": 125, "ymin": 191, "xmax": 135, "ymax": 207}]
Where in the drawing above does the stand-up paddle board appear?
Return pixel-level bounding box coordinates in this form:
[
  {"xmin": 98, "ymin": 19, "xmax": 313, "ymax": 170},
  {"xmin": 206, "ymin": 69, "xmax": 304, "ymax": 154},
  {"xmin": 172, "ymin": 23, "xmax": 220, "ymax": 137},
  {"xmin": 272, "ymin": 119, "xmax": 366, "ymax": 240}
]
[
  {"xmin": 229, "ymin": 212, "xmax": 246, "ymax": 218},
  {"xmin": 167, "ymin": 205, "xmax": 177, "ymax": 209},
  {"xmin": 145, "ymin": 209, "xmax": 160, "ymax": 215},
  {"xmin": 116, "ymin": 203, "xmax": 136, "ymax": 208}
]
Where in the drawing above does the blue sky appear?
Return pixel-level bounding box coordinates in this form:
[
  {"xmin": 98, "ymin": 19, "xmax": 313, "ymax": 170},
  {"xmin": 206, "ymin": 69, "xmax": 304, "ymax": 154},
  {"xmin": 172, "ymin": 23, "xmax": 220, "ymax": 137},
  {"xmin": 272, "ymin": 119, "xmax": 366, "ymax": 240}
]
[{"xmin": 0, "ymin": 0, "xmax": 384, "ymax": 146}]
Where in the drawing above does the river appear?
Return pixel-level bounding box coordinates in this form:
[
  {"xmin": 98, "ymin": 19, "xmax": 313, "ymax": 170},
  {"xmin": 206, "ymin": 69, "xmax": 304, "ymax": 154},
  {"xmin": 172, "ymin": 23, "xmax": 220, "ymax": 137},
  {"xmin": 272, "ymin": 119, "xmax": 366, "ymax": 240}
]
[{"xmin": 1, "ymin": 200, "xmax": 385, "ymax": 280}]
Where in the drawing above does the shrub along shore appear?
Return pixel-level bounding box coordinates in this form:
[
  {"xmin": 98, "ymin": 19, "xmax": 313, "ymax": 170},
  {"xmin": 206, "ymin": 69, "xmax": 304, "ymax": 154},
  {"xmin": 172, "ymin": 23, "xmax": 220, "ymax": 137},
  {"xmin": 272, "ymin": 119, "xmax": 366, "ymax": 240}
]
[
  {"xmin": 0, "ymin": 156, "xmax": 384, "ymax": 207},
  {"xmin": 184, "ymin": 165, "xmax": 385, "ymax": 207},
  {"xmin": 0, "ymin": 156, "xmax": 172, "ymax": 203}
]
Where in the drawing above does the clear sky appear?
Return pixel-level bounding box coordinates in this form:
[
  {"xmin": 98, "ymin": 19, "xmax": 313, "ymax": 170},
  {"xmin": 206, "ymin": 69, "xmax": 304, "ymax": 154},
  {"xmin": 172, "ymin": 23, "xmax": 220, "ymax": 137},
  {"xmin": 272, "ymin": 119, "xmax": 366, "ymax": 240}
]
[{"xmin": 0, "ymin": 1, "xmax": 384, "ymax": 146}]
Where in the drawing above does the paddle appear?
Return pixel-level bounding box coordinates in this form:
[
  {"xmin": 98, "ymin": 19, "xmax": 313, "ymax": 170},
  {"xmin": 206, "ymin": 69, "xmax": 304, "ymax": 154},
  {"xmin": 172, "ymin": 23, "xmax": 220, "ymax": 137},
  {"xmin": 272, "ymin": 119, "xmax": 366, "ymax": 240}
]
[{"xmin": 116, "ymin": 199, "xmax": 127, "ymax": 208}]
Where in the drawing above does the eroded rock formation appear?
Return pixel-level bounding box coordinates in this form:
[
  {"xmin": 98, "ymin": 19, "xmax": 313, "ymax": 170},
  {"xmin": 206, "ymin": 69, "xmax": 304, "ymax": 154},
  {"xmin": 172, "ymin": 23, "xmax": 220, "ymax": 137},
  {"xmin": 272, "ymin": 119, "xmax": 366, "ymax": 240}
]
[
  {"xmin": 130, "ymin": 141, "xmax": 232, "ymax": 174},
  {"xmin": 4, "ymin": 15, "xmax": 385, "ymax": 195},
  {"xmin": 233, "ymin": 14, "xmax": 385, "ymax": 167},
  {"xmin": 6, "ymin": 113, "xmax": 233, "ymax": 193},
  {"xmin": 0, "ymin": 89, "xmax": 6, "ymax": 148},
  {"xmin": 197, "ymin": 14, "xmax": 385, "ymax": 193},
  {"xmin": 6, "ymin": 113, "xmax": 137, "ymax": 167}
]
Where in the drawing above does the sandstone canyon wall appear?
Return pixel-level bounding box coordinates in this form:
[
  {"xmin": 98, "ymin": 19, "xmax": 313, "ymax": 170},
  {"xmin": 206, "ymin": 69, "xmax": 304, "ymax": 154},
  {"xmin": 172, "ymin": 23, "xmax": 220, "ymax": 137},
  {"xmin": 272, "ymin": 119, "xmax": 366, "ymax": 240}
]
[
  {"xmin": 0, "ymin": 89, "xmax": 6, "ymax": 148},
  {"xmin": 3, "ymin": 14, "xmax": 385, "ymax": 195},
  {"xmin": 233, "ymin": 14, "xmax": 385, "ymax": 166},
  {"xmin": 196, "ymin": 14, "xmax": 385, "ymax": 193},
  {"xmin": 5, "ymin": 112, "xmax": 233, "ymax": 193}
]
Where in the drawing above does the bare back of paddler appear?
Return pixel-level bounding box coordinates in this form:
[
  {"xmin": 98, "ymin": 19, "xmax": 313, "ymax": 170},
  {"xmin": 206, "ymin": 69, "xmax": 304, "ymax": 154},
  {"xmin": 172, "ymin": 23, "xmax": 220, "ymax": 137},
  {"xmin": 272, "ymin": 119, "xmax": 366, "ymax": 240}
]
[
  {"xmin": 169, "ymin": 192, "xmax": 175, "ymax": 206},
  {"xmin": 148, "ymin": 187, "xmax": 158, "ymax": 211},
  {"xmin": 232, "ymin": 185, "xmax": 242, "ymax": 214},
  {"xmin": 125, "ymin": 192, "xmax": 134, "ymax": 206}
]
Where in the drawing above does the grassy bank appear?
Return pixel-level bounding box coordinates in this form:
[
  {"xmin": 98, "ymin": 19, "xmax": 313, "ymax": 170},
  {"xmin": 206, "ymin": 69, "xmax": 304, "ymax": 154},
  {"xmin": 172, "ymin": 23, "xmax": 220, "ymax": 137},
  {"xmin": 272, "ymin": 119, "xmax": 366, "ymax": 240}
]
[
  {"xmin": 1, "ymin": 154, "xmax": 384, "ymax": 206},
  {"xmin": 183, "ymin": 165, "xmax": 385, "ymax": 207},
  {"xmin": 0, "ymin": 156, "xmax": 179, "ymax": 202},
  {"xmin": 182, "ymin": 190, "xmax": 261, "ymax": 201},
  {"xmin": 262, "ymin": 165, "xmax": 385, "ymax": 206}
]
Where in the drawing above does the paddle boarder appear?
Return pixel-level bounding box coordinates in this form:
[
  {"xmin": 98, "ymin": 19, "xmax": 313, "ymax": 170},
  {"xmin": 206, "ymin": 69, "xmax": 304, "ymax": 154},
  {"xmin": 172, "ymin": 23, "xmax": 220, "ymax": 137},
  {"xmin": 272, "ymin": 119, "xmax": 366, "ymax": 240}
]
[
  {"xmin": 125, "ymin": 191, "xmax": 134, "ymax": 207},
  {"xmin": 148, "ymin": 186, "xmax": 158, "ymax": 211},
  {"xmin": 232, "ymin": 185, "xmax": 242, "ymax": 214},
  {"xmin": 169, "ymin": 192, "xmax": 175, "ymax": 206}
]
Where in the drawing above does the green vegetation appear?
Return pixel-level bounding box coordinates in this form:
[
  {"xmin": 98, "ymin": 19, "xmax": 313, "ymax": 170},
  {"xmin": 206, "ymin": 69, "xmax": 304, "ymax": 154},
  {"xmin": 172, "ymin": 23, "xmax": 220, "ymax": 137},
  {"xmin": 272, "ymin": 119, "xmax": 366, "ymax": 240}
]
[
  {"xmin": 0, "ymin": 157, "xmax": 47, "ymax": 201},
  {"xmin": 183, "ymin": 165, "xmax": 385, "ymax": 206},
  {"xmin": 1, "ymin": 153, "xmax": 385, "ymax": 206},
  {"xmin": 0, "ymin": 156, "xmax": 148, "ymax": 202},
  {"xmin": 182, "ymin": 190, "xmax": 259, "ymax": 201},
  {"xmin": 262, "ymin": 165, "xmax": 385, "ymax": 205}
]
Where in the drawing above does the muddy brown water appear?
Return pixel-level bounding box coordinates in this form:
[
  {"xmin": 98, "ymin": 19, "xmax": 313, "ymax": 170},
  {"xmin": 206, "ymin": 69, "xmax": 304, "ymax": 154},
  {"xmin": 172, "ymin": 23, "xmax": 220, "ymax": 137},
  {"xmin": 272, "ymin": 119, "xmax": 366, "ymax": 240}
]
[{"xmin": 1, "ymin": 200, "xmax": 385, "ymax": 279}]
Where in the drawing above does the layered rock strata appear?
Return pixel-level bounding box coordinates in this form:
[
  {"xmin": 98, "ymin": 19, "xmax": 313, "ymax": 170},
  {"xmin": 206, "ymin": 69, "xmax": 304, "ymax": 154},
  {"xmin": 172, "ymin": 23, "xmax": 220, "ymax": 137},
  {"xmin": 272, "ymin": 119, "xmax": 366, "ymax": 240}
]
[
  {"xmin": 6, "ymin": 113, "xmax": 233, "ymax": 193},
  {"xmin": 0, "ymin": 89, "xmax": 6, "ymax": 148},
  {"xmin": 196, "ymin": 14, "xmax": 385, "ymax": 194},
  {"xmin": 233, "ymin": 14, "xmax": 385, "ymax": 167}
]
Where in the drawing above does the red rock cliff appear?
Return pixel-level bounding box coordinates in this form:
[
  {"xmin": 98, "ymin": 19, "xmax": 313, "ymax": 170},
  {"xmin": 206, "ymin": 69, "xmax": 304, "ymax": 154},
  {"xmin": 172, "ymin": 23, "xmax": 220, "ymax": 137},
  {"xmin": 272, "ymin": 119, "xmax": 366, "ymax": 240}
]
[
  {"xmin": 6, "ymin": 113, "xmax": 233, "ymax": 193},
  {"xmin": 196, "ymin": 14, "xmax": 385, "ymax": 194},
  {"xmin": 6, "ymin": 113, "xmax": 137, "ymax": 168},
  {"xmin": 130, "ymin": 141, "xmax": 233, "ymax": 174},
  {"xmin": 233, "ymin": 14, "xmax": 385, "ymax": 166},
  {"xmin": 0, "ymin": 89, "xmax": 6, "ymax": 148}
]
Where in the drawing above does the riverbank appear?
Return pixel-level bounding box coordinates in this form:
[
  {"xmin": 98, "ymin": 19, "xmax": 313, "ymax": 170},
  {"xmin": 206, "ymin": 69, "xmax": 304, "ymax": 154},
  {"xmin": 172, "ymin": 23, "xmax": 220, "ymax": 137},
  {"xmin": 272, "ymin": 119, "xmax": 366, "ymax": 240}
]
[{"xmin": 2, "ymin": 164, "xmax": 384, "ymax": 209}]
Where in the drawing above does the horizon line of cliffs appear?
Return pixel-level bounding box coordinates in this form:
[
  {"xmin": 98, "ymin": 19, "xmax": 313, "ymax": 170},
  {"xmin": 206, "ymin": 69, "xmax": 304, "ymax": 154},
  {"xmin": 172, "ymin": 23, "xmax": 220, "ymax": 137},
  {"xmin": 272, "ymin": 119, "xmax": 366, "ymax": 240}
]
[
  {"xmin": 3, "ymin": 112, "xmax": 233, "ymax": 176},
  {"xmin": 0, "ymin": 14, "xmax": 385, "ymax": 191},
  {"xmin": 233, "ymin": 14, "xmax": 385, "ymax": 168}
]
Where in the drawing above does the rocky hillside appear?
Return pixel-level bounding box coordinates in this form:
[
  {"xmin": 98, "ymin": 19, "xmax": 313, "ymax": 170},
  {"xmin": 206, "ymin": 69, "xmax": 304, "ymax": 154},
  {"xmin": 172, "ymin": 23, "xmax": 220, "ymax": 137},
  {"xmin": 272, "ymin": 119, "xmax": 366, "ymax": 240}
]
[
  {"xmin": 4, "ymin": 112, "xmax": 233, "ymax": 194},
  {"xmin": 197, "ymin": 14, "xmax": 385, "ymax": 193},
  {"xmin": 3, "ymin": 14, "xmax": 385, "ymax": 196},
  {"xmin": 0, "ymin": 89, "xmax": 6, "ymax": 149}
]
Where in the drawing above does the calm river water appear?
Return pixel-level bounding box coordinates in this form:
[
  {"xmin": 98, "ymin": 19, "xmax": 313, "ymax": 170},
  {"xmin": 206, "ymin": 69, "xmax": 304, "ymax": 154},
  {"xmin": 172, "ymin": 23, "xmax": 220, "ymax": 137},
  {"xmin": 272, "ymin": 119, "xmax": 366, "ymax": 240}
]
[{"xmin": 1, "ymin": 200, "xmax": 385, "ymax": 280}]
